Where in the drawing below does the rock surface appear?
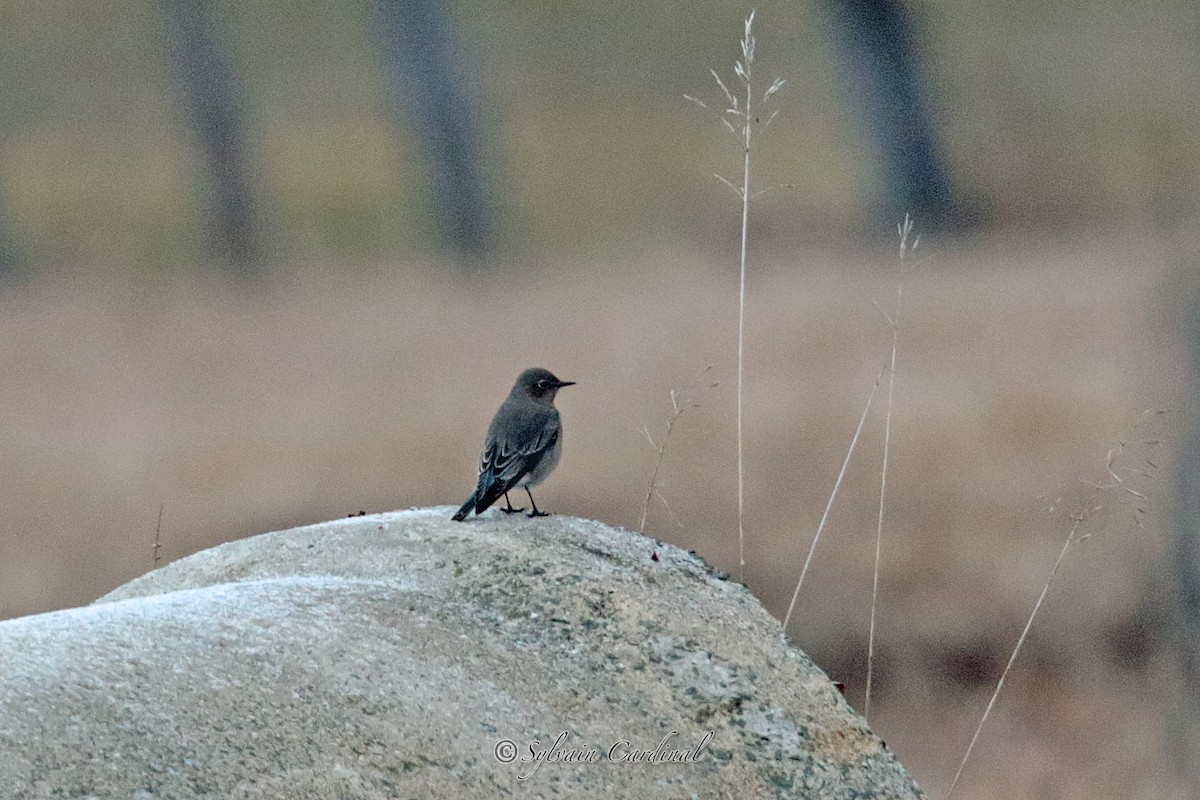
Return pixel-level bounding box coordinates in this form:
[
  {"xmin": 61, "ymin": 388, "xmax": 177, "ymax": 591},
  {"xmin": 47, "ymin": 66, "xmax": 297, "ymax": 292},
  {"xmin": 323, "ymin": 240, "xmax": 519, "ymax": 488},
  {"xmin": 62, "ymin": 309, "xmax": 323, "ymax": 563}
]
[{"xmin": 0, "ymin": 508, "xmax": 923, "ymax": 799}]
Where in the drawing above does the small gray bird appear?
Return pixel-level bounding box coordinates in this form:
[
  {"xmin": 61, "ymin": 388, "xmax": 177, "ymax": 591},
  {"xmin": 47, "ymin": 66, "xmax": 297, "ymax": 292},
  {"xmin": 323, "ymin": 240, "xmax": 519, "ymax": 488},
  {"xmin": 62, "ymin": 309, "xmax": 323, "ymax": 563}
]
[{"xmin": 452, "ymin": 368, "xmax": 574, "ymax": 521}]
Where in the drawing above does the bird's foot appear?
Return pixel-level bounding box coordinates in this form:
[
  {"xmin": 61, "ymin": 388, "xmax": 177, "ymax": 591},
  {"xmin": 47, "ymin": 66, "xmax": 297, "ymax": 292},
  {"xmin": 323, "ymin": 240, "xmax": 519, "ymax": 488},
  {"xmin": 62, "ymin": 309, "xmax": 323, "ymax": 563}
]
[
  {"xmin": 500, "ymin": 492, "xmax": 525, "ymax": 514},
  {"xmin": 527, "ymin": 510, "xmax": 550, "ymax": 518}
]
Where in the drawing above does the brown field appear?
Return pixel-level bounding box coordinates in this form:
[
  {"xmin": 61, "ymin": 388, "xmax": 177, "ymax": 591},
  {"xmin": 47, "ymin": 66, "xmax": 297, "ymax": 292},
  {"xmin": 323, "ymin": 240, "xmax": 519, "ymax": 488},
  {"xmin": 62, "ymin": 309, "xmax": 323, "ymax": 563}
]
[{"xmin": 0, "ymin": 233, "xmax": 1190, "ymax": 798}]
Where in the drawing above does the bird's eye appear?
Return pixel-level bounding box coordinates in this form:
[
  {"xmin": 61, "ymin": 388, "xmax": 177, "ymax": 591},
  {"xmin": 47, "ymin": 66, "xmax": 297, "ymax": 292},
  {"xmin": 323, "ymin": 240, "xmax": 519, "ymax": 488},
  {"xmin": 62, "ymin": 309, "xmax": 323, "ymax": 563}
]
[{"xmin": 536, "ymin": 380, "xmax": 548, "ymax": 390}]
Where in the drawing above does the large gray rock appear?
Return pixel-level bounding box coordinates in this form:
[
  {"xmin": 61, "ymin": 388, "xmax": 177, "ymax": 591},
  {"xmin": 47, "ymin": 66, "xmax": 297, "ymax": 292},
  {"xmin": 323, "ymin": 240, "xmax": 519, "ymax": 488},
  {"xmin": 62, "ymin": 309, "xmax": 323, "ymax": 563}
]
[{"xmin": 0, "ymin": 508, "xmax": 923, "ymax": 799}]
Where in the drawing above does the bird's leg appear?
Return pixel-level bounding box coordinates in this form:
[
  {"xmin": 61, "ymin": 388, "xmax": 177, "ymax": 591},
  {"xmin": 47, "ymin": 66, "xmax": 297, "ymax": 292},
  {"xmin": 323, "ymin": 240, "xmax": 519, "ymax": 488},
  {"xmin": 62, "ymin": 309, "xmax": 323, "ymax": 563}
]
[
  {"xmin": 526, "ymin": 488, "xmax": 549, "ymax": 517},
  {"xmin": 501, "ymin": 492, "xmax": 525, "ymax": 514}
]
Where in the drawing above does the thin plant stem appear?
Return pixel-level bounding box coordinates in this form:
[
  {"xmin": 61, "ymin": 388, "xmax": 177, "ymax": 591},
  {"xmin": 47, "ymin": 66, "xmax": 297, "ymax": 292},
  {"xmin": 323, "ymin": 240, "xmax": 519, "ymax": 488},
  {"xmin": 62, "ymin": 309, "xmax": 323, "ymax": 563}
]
[
  {"xmin": 945, "ymin": 417, "xmax": 1163, "ymax": 798},
  {"xmin": 689, "ymin": 11, "xmax": 783, "ymax": 586},
  {"xmin": 945, "ymin": 509, "xmax": 1086, "ymax": 800},
  {"xmin": 736, "ymin": 15, "xmax": 753, "ymax": 586},
  {"xmin": 153, "ymin": 502, "xmax": 164, "ymax": 568},
  {"xmin": 865, "ymin": 215, "xmax": 915, "ymax": 720},
  {"xmin": 783, "ymin": 363, "xmax": 886, "ymax": 631},
  {"xmin": 638, "ymin": 366, "xmax": 716, "ymax": 534},
  {"xmin": 640, "ymin": 392, "xmax": 682, "ymax": 533}
]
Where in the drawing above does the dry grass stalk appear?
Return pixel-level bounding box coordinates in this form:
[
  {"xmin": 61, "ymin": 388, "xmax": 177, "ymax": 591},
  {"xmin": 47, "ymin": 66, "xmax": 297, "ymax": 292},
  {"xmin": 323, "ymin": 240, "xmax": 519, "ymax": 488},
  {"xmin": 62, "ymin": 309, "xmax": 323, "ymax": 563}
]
[
  {"xmin": 153, "ymin": 502, "xmax": 164, "ymax": 569},
  {"xmin": 864, "ymin": 215, "xmax": 917, "ymax": 720},
  {"xmin": 685, "ymin": 10, "xmax": 785, "ymax": 584},
  {"xmin": 782, "ymin": 363, "xmax": 887, "ymax": 631},
  {"xmin": 945, "ymin": 412, "xmax": 1164, "ymax": 799},
  {"xmin": 638, "ymin": 367, "xmax": 717, "ymax": 534}
]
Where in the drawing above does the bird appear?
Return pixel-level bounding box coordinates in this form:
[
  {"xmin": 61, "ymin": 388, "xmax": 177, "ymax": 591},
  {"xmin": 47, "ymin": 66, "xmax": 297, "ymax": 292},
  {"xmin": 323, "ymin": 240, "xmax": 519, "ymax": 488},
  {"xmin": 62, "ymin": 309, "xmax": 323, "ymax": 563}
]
[{"xmin": 452, "ymin": 368, "xmax": 574, "ymax": 521}]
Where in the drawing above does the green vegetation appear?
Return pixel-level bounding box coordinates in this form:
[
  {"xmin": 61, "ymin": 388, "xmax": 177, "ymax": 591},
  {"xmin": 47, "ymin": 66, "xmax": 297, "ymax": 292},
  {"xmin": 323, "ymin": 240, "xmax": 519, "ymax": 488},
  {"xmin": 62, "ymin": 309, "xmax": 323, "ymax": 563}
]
[{"xmin": 0, "ymin": 1, "xmax": 1195, "ymax": 273}]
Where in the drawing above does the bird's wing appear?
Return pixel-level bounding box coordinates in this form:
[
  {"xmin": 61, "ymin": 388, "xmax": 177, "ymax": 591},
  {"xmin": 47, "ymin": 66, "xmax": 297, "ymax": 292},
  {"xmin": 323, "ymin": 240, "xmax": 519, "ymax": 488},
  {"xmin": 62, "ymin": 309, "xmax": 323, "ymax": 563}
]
[{"xmin": 474, "ymin": 405, "xmax": 560, "ymax": 510}]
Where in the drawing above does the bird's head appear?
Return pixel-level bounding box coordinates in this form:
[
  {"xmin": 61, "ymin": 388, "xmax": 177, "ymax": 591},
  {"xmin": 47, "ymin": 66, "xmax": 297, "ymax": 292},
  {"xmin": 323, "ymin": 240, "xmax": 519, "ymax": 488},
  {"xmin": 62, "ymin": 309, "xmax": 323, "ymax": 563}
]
[{"xmin": 514, "ymin": 368, "xmax": 575, "ymax": 403}]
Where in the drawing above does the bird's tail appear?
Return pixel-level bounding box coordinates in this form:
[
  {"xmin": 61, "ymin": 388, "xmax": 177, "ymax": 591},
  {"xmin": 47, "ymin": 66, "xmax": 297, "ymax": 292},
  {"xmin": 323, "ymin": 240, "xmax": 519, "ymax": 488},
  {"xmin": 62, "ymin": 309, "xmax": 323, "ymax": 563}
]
[{"xmin": 451, "ymin": 493, "xmax": 477, "ymax": 521}]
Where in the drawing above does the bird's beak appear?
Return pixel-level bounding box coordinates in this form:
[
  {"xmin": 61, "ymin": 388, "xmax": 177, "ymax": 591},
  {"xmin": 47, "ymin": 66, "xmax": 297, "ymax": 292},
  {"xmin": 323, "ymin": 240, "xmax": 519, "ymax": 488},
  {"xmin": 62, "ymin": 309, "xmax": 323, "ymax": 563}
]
[{"xmin": 556, "ymin": 380, "xmax": 576, "ymax": 388}]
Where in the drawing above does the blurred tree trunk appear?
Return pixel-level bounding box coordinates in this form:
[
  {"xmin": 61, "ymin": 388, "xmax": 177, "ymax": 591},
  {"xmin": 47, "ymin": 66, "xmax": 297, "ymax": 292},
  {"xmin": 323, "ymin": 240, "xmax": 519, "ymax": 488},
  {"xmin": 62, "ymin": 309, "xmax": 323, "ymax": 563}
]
[
  {"xmin": 824, "ymin": 0, "xmax": 958, "ymax": 229},
  {"xmin": 375, "ymin": 0, "xmax": 495, "ymax": 268},
  {"xmin": 161, "ymin": 0, "xmax": 263, "ymax": 276}
]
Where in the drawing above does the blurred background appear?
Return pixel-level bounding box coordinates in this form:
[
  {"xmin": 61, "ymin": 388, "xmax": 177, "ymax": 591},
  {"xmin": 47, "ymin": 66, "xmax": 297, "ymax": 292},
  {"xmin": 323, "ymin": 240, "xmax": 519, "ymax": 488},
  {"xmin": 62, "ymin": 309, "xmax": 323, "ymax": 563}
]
[{"xmin": 0, "ymin": 0, "xmax": 1197, "ymax": 797}]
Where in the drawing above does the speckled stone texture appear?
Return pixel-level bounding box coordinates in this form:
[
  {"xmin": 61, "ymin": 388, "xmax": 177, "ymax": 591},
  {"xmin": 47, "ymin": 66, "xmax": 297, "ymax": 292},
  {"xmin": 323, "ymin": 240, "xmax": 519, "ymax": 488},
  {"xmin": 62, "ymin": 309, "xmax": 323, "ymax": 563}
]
[{"xmin": 0, "ymin": 508, "xmax": 923, "ymax": 799}]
